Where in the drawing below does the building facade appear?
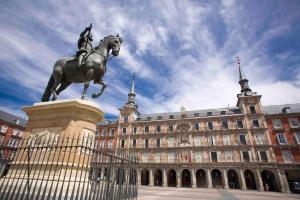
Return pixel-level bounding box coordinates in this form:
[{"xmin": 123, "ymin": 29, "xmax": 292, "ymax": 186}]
[
  {"xmin": 0, "ymin": 110, "xmax": 26, "ymax": 177},
  {"xmin": 97, "ymin": 62, "xmax": 300, "ymax": 193}
]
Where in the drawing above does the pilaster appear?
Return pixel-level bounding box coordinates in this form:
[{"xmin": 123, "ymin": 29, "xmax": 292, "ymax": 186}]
[
  {"xmin": 192, "ymin": 169, "xmax": 197, "ymax": 188},
  {"xmin": 207, "ymin": 169, "xmax": 212, "ymax": 188},
  {"xmin": 223, "ymin": 169, "xmax": 229, "ymax": 189},
  {"xmin": 239, "ymin": 169, "xmax": 247, "ymax": 190}
]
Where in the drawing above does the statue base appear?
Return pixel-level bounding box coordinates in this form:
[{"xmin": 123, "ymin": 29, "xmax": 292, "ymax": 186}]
[{"xmin": 0, "ymin": 99, "xmax": 104, "ymax": 199}]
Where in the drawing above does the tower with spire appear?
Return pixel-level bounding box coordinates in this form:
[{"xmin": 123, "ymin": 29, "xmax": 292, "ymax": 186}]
[
  {"xmin": 237, "ymin": 56, "xmax": 253, "ymax": 96},
  {"xmin": 125, "ymin": 73, "xmax": 138, "ymax": 109}
]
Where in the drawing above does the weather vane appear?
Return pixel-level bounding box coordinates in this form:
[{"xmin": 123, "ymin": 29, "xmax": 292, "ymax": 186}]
[{"xmin": 236, "ymin": 56, "xmax": 241, "ymax": 67}]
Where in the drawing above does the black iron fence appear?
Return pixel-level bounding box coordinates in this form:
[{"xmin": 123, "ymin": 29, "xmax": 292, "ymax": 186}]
[{"xmin": 0, "ymin": 135, "xmax": 138, "ymax": 200}]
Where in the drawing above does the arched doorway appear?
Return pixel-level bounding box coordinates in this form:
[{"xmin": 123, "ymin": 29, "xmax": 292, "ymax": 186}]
[
  {"xmin": 181, "ymin": 169, "xmax": 191, "ymax": 187},
  {"xmin": 116, "ymin": 168, "xmax": 125, "ymax": 185},
  {"xmin": 227, "ymin": 169, "xmax": 240, "ymax": 189},
  {"xmin": 196, "ymin": 169, "xmax": 207, "ymax": 188},
  {"xmin": 141, "ymin": 169, "xmax": 149, "ymax": 185},
  {"xmin": 168, "ymin": 169, "xmax": 177, "ymax": 187},
  {"xmin": 154, "ymin": 169, "xmax": 163, "ymax": 186},
  {"xmin": 244, "ymin": 169, "xmax": 257, "ymax": 190},
  {"xmin": 211, "ymin": 169, "xmax": 223, "ymax": 188},
  {"xmin": 129, "ymin": 169, "xmax": 137, "ymax": 185},
  {"xmin": 261, "ymin": 170, "xmax": 279, "ymax": 192}
]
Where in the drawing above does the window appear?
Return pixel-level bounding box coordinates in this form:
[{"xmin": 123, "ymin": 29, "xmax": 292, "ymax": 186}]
[
  {"xmin": 250, "ymin": 105, "xmax": 256, "ymax": 114},
  {"xmin": 242, "ymin": 151, "xmax": 250, "ymax": 162},
  {"xmin": 207, "ymin": 122, "xmax": 213, "ymax": 130},
  {"xmin": 255, "ymin": 133, "xmax": 265, "ymax": 145},
  {"xmin": 294, "ymin": 133, "xmax": 300, "ymax": 144},
  {"xmin": 102, "ymin": 129, "xmax": 107, "ymax": 136},
  {"xmin": 168, "ymin": 137, "xmax": 174, "ymax": 147},
  {"xmin": 220, "ymin": 111, "xmax": 226, "ymax": 115},
  {"xmin": 194, "ymin": 113, "xmax": 199, "ymax": 117},
  {"xmin": 181, "ymin": 114, "xmax": 187, "ymax": 118},
  {"xmin": 225, "ymin": 151, "xmax": 233, "ymax": 162},
  {"xmin": 194, "ymin": 136, "xmax": 201, "ymax": 146},
  {"xmin": 194, "ymin": 123, "xmax": 199, "ymax": 130},
  {"xmin": 169, "ymin": 115, "xmax": 174, "ymax": 119},
  {"xmin": 168, "ymin": 152, "xmax": 175, "ymax": 162},
  {"xmin": 110, "ymin": 129, "xmax": 115, "ymax": 136},
  {"xmin": 211, "ymin": 152, "xmax": 218, "ymax": 162},
  {"xmin": 0, "ymin": 125, "xmax": 8, "ymax": 133},
  {"xmin": 144, "ymin": 139, "xmax": 148, "ymax": 148},
  {"xmin": 272, "ymin": 119, "xmax": 283, "ymax": 129},
  {"xmin": 133, "ymin": 127, "xmax": 137, "ymax": 134},
  {"xmin": 144, "ymin": 126, "xmax": 149, "ymax": 133},
  {"xmin": 276, "ymin": 133, "xmax": 288, "ymax": 144},
  {"xmin": 156, "ymin": 125, "xmax": 161, "ymax": 133},
  {"xmin": 234, "ymin": 109, "xmax": 241, "ymax": 114},
  {"xmin": 282, "ymin": 150, "xmax": 293, "ymax": 163},
  {"xmin": 169, "ymin": 124, "xmax": 173, "ymax": 132},
  {"xmin": 142, "ymin": 153, "xmax": 148, "ymax": 162},
  {"xmin": 121, "ymin": 140, "xmax": 125, "ymax": 148},
  {"xmin": 239, "ymin": 134, "xmax": 247, "ymax": 145},
  {"xmin": 222, "ymin": 120, "xmax": 228, "ymax": 129},
  {"xmin": 252, "ymin": 119, "xmax": 260, "ymax": 128},
  {"xmin": 12, "ymin": 129, "xmax": 19, "ymax": 136},
  {"xmin": 289, "ymin": 118, "xmax": 300, "ymax": 128},
  {"xmin": 0, "ymin": 135, "xmax": 4, "ymax": 144},
  {"xmin": 147, "ymin": 117, "xmax": 152, "ymax": 121},
  {"xmin": 207, "ymin": 112, "xmax": 212, "ymax": 116},
  {"xmin": 223, "ymin": 134, "xmax": 231, "ymax": 145},
  {"xmin": 259, "ymin": 151, "xmax": 268, "ymax": 162},
  {"xmin": 156, "ymin": 139, "xmax": 160, "ymax": 147},
  {"xmin": 157, "ymin": 116, "xmax": 162, "ymax": 120},
  {"xmin": 124, "ymin": 115, "xmax": 128, "ymax": 123},
  {"xmin": 237, "ymin": 120, "xmax": 243, "ymax": 128},
  {"xmin": 132, "ymin": 139, "xmax": 136, "ymax": 148},
  {"xmin": 208, "ymin": 135, "xmax": 216, "ymax": 146},
  {"xmin": 155, "ymin": 153, "xmax": 161, "ymax": 162},
  {"xmin": 122, "ymin": 128, "xmax": 126, "ymax": 134},
  {"xmin": 194, "ymin": 151, "xmax": 203, "ymax": 162}
]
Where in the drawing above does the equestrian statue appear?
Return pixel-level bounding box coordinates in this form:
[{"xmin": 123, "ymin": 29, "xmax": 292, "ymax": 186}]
[{"xmin": 41, "ymin": 23, "xmax": 123, "ymax": 102}]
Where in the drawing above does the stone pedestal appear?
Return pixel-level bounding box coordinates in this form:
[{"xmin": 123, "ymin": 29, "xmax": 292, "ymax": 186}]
[{"xmin": 1, "ymin": 99, "xmax": 104, "ymax": 199}]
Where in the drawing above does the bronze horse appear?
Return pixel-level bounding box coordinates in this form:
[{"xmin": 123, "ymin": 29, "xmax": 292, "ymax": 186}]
[{"xmin": 41, "ymin": 34, "xmax": 123, "ymax": 102}]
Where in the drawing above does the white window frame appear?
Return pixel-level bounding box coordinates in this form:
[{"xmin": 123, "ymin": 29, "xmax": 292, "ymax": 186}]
[
  {"xmin": 258, "ymin": 150, "xmax": 268, "ymax": 162},
  {"xmin": 276, "ymin": 133, "xmax": 288, "ymax": 145},
  {"xmin": 0, "ymin": 125, "xmax": 8, "ymax": 133},
  {"xmin": 282, "ymin": 150, "xmax": 293, "ymax": 163},
  {"xmin": 156, "ymin": 138, "xmax": 161, "ymax": 147},
  {"xmin": 238, "ymin": 134, "xmax": 247, "ymax": 145},
  {"xmin": 225, "ymin": 151, "xmax": 233, "ymax": 162},
  {"xmin": 241, "ymin": 150, "xmax": 251, "ymax": 162},
  {"xmin": 289, "ymin": 118, "xmax": 300, "ymax": 128},
  {"xmin": 194, "ymin": 123, "xmax": 200, "ymax": 130},
  {"xmin": 155, "ymin": 153, "xmax": 161, "ymax": 163},
  {"xmin": 208, "ymin": 135, "xmax": 216, "ymax": 146},
  {"xmin": 223, "ymin": 134, "xmax": 231, "ymax": 145},
  {"xmin": 168, "ymin": 137, "xmax": 174, "ymax": 147},
  {"xmin": 156, "ymin": 125, "xmax": 161, "ymax": 133},
  {"xmin": 194, "ymin": 136, "xmax": 202, "ymax": 146},
  {"xmin": 272, "ymin": 119, "xmax": 283, "ymax": 129},
  {"xmin": 252, "ymin": 119, "xmax": 260, "ymax": 128},
  {"xmin": 194, "ymin": 151, "xmax": 203, "ymax": 162},
  {"xmin": 294, "ymin": 132, "xmax": 300, "ymax": 144},
  {"xmin": 168, "ymin": 152, "xmax": 175, "ymax": 163},
  {"xmin": 255, "ymin": 133, "xmax": 265, "ymax": 145}
]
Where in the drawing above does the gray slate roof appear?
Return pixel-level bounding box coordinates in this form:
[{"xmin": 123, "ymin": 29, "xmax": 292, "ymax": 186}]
[
  {"xmin": 262, "ymin": 103, "xmax": 300, "ymax": 115},
  {"xmin": 0, "ymin": 110, "xmax": 27, "ymax": 128}
]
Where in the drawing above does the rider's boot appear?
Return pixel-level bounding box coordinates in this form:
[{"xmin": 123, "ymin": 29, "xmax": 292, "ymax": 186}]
[{"xmin": 78, "ymin": 54, "xmax": 83, "ymax": 67}]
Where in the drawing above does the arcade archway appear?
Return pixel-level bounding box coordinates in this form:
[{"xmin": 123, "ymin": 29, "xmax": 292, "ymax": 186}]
[
  {"xmin": 196, "ymin": 169, "xmax": 207, "ymax": 188},
  {"xmin": 261, "ymin": 170, "xmax": 279, "ymax": 192},
  {"xmin": 227, "ymin": 169, "xmax": 240, "ymax": 189},
  {"xmin": 244, "ymin": 169, "xmax": 257, "ymax": 190},
  {"xmin": 168, "ymin": 169, "xmax": 177, "ymax": 187},
  {"xmin": 154, "ymin": 169, "xmax": 163, "ymax": 186},
  {"xmin": 211, "ymin": 169, "xmax": 223, "ymax": 188},
  {"xmin": 181, "ymin": 169, "xmax": 191, "ymax": 187},
  {"xmin": 141, "ymin": 168, "xmax": 149, "ymax": 185}
]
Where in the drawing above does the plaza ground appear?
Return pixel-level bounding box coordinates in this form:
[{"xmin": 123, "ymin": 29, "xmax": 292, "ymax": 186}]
[{"xmin": 137, "ymin": 186, "xmax": 300, "ymax": 200}]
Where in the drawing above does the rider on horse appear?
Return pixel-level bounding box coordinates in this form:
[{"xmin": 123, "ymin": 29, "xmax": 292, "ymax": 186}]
[{"xmin": 76, "ymin": 23, "xmax": 93, "ymax": 66}]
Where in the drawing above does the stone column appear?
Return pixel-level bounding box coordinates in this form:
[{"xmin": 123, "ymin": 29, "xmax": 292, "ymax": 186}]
[
  {"xmin": 149, "ymin": 168, "xmax": 154, "ymax": 186},
  {"xmin": 177, "ymin": 169, "xmax": 181, "ymax": 188},
  {"xmin": 255, "ymin": 169, "xmax": 264, "ymax": 191},
  {"xmin": 163, "ymin": 168, "xmax": 167, "ymax": 187},
  {"xmin": 192, "ymin": 169, "xmax": 197, "ymax": 188},
  {"xmin": 239, "ymin": 169, "xmax": 247, "ymax": 190},
  {"xmin": 279, "ymin": 170, "xmax": 291, "ymax": 193},
  {"xmin": 137, "ymin": 168, "xmax": 141, "ymax": 186},
  {"xmin": 277, "ymin": 169, "xmax": 288, "ymax": 193},
  {"xmin": 223, "ymin": 169, "xmax": 229, "ymax": 189},
  {"xmin": 207, "ymin": 169, "xmax": 212, "ymax": 188}
]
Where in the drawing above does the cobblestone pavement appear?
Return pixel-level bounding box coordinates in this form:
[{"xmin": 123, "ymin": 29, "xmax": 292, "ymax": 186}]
[{"xmin": 137, "ymin": 186, "xmax": 300, "ymax": 200}]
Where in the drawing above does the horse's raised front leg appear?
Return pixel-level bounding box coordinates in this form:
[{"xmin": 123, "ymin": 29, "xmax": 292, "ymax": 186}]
[
  {"xmin": 92, "ymin": 79, "xmax": 107, "ymax": 98},
  {"xmin": 82, "ymin": 82, "xmax": 89, "ymax": 99}
]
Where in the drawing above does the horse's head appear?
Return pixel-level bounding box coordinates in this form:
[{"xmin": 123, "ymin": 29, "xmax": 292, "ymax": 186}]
[{"xmin": 107, "ymin": 34, "xmax": 123, "ymax": 56}]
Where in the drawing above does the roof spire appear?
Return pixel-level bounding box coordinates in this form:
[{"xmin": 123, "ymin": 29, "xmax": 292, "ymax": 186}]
[
  {"xmin": 129, "ymin": 73, "xmax": 135, "ymax": 95},
  {"xmin": 126, "ymin": 73, "xmax": 137, "ymax": 108},
  {"xmin": 236, "ymin": 56, "xmax": 252, "ymax": 95}
]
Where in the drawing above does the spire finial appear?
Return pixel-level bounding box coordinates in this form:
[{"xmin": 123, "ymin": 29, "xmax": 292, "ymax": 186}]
[
  {"xmin": 236, "ymin": 56, "xmax": 241, "ymax": 67},
  {"xmin": 130, "ymin": 73, "xmax": 136, "ymax": 94}
]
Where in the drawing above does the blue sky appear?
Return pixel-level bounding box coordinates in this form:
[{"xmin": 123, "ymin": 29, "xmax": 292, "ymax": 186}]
[{"xmin": 0, "ymin": 0, "xmax": 300, "ymax": 119}]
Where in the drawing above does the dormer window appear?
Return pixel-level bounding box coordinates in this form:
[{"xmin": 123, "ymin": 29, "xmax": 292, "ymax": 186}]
[
  {"xmin": 124, "ymin": 115, "xmax": 128, "ymax": 123},
  {"xmin": 207, "ymin": 112, "xmax": 212, "ymax": 116},
  {"xmin": 181, "ymin": 114, "xmax": 187, "ymax": 118},
  {"xmin": 169, "ymin": 115, "xmax": 174, "ymax": 119},
  {"xmin": 282, "ymin": 107, "xmax": 291, "ymax": 113},
  {"xmin": 147, "ymin": 117, "xmax": 152, "ymax": 121},
  {"xmin": 157, "ymin": 116, "xmax": 162, "ymax": 120},
  {"xmin": 220, "ymin": 111, "xmax": 226, "ymax": 115},
  {"xmin": 194, "ymin": 113, "xmax": 199, "ymax": 117},
  {"xmin": 250, "ymin": 106, "xmax": 256, "ymax": 114}
]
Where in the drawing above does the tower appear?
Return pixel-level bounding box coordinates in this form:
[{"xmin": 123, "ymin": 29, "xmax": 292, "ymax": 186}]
[{"xmin": 237, "ymin": 56, "xmax": 253, "ymax": 96}]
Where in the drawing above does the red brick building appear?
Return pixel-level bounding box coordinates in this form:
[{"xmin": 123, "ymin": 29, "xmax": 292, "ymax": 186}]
[
  {"xmin": 0, "ymin": 110, "xmax": 27, "ymax": 177},
  {"xmin": 265, "ymin": 105, "xmax": 300, "ymax": 193}
]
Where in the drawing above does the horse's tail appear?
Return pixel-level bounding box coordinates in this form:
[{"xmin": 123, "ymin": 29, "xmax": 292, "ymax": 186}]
[{"xmin": 41, "ymin": 74, "xmax": 55, "ymax": 102}]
